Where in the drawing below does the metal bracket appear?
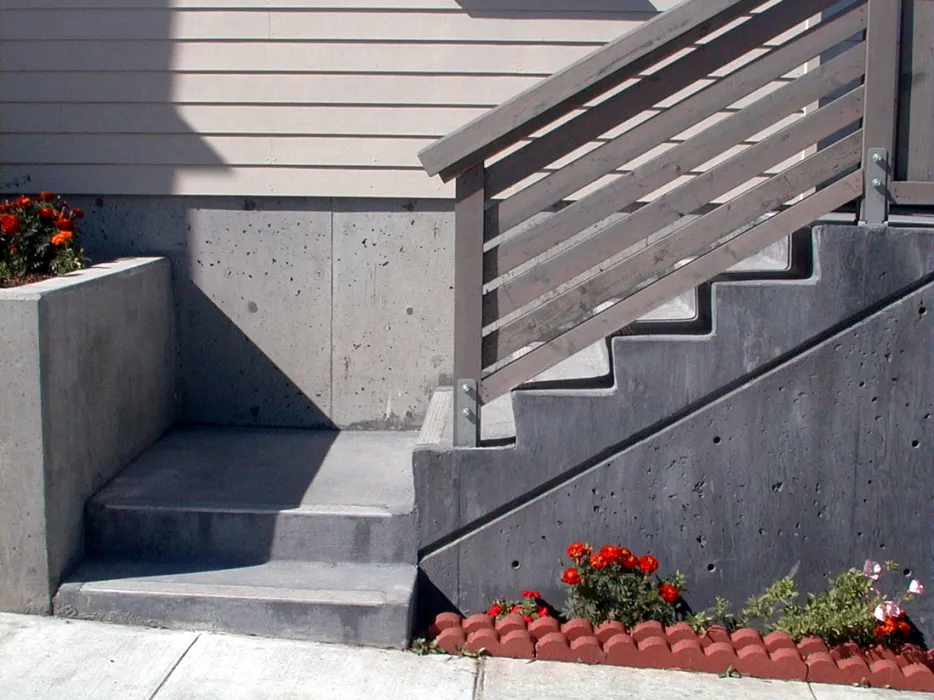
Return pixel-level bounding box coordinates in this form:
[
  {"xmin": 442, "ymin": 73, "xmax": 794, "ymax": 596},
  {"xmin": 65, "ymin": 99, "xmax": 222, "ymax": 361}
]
[
  {"xmin": 862, "ymin": 147, "xmax": 890, "ymax": 225},
  {"xmin": 453, "ymin": 379, "xmax": 480, "ymax": 447}
]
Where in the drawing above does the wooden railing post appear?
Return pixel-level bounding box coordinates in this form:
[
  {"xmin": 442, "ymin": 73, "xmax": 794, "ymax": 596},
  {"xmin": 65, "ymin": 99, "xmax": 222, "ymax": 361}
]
[
  {"xmin": 860, "ymin": 0, "xmax": 902, "ymax": 224},
  {"xmin": 453, "ymin": 164, "xmax": 485, "ymax": 447}
]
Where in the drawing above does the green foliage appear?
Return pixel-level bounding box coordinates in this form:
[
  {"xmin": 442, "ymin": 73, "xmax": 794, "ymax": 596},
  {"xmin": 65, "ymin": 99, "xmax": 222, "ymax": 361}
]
[
  {"xmin": 687, "ymin": 596, "xmax": 739, "ymax": 633},
  {"xmin": 485, "ymin": 591, "xmax": 551, "ymax": 622}
]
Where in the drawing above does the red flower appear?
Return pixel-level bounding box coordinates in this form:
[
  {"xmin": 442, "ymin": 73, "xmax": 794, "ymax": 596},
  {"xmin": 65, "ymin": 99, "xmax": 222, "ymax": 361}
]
[
  {"xmin": 622, "ymin": 554, "xmax": 638, "ymax": 569},
  {"xmin": 639, "ymin": 555, "xmax": 659, "ymax": 574},
  {"xmin": 0, "ymin": 204, "xmax": 8, "ymax": 214},
  {"xmin": 562, "ymin": 567, "xmax": 581, "ymax": 585},
  {"xmin": 898, "ymin": 620, "xmax": 912, "ymax": 637},
  {"xmin": 537, "ymin": 606, "xmax": 549, "ymax": 618},
  {"xmin": 599, "ymin": 545, "xmax": 620, "ymax": 563},
  {"xmin": 39, "ymin": 207, "xmax": 55, "ymax": 220},
  {"xmin": 72, "ymin": 208, "xmax": 85, "ymax": 219},
  {"xmin": 875, "ymin": 624, "xmax": 889, "ymax": 640},
  {"xmin": 882, "ymin": 618, "xmax": 898, "ymax": 636},
  {"xmin": 567, "ymin": 542, "xmax": 591, "ymax": 562},
  {"xmin": 55, "ymin": 216, "xmax": 74, "ymax": 231},
  {"xmin": 510, "ymin": 605, "xmax": 521, "ymax": 615},
  {"xmin": 1, "ymin": 214, "xmax": 20, "ymax": 235},
  {"xmin": 589, "ymin": 554, "xmax": 608, "ymax": 570},
  {"xmin": 523, "ymin": 615, "xmax": 533, "ymax": 623},
  {"xmin": 522, "ymin": 590, "xmax": 541, "ymax": 600},
  {"xmin": 487, "ymin": 604, "xmax": 502, "ymax": 617},
  {"xmin": 16, "ymin": 195, "xmax": 32, "ymax": 208},
  {"xmin": 51, "ymin": 230, "xmax": 73, "ymax": 247},
  {"xmin": 659, "ymin": 584, "xmax": 679, "ymax": 604},
  {"xmin": 618, "ymin": 547, "xmax": 632, "ymax": 559},
  {"xmin": 39, "ymin": 191, "xmax": 55, "ymax": 201}
]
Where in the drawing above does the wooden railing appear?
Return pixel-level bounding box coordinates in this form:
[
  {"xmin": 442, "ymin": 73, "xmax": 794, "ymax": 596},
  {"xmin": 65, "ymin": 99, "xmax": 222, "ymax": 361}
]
[{"xmin": 418, "ymin": 0, "xmax": 934, "ymax": 447}]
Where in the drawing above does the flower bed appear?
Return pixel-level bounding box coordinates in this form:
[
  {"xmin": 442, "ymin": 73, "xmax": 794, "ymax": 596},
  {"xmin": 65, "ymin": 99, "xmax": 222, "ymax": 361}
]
[
  {"xmin": 418, "ymin": 542, "xmax": 932, "ymax": 691},
  {"xmin": 425, "ymin": 613, "xmax": 934, "ymax": 691}
]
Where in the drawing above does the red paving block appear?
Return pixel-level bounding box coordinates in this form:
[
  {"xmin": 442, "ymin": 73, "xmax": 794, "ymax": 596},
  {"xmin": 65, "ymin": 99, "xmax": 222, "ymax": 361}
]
[
  {"xmin": 637, "ymin": 636, "xmax": 674, "ymax": 669},
  {"xmin": 666, "ymin": 622, "xmax": 697, "ymax": 645},
  {"xmin": 869, "ymin": 658, "xmax": 902, "ymax": 688},
  {"xmin": 595, "ymin": 621, "xmax": 626, "ymax": 644},
  {"xmin": 734, "ymin": 644, "xmax": 772, "ymax": 678},
  {"xmin": 463, "ymin": 614, "xmax": 495, "ymax": 635},
  {"xmin": 631, "ymin": 621, "xmax": 665, "ymax": 644},
  {"xmin": 495, "ymin": 614, "xmax": 527, "ymax": 636},
  {"xmin": 836, "ymin": 655, "xmax": 872, "ymax": 685},
  {"xmin": 499, "ymin": 630, "xmax": 535, "ymax": 660},
  {"xmin": 604, "ymin": 633, "xmax": 639, "ymax": 667},
  {"xmin": 901, "ymin": 663, "xmax": 934, "ymax": 692},
  {"xmin": 561, "ymin": 618, "xmax": 594, "ymax": 642},
  {"xmin": 435, "ymin": 627, "xmax": 467, "ymax": 654},
  {"xmin": 466, "ymin": 627, "xmax": 500, "ymax": 655},
  {"xmin": 805, "ymin": 651, "xmax": 842, "ymax": 685},
  {"xmin": 528, "ymin": 616, "xmax": 561, "ymax": 641},
  {"xmin": 797, "ymin": 636, "xmax": 829, "ymax": 658},
  {"xmin": 704, "ymin": 641, "xmax": 738, "ymax": 674},
  {"xmin": 705, "ymin": 625, "xmax": 731, "ymax": 644},
  {"xmin": 764, "ymin": 631, "xmax": 796, "ymax": 654},
  {"xmin": 769, "ymin": 647, "xmax": 808, "ymax": 682},
  {"xmin": 570, "ymin": 635, "xmax": 605, "ymax": 664},
  {"xmin": 536, "ymin": 632, "xmax": 573, "ymax": 662},
  {"xmin": 430, "ymin": 612, "xmax": 463, "ymax": 636},
  {"xmin": 731, "ymin": 628, "xmax": 763, "ymax": 650},
  {"xmin": 671, "ymin": 639, "xmax": 716, "ymax": 673}
]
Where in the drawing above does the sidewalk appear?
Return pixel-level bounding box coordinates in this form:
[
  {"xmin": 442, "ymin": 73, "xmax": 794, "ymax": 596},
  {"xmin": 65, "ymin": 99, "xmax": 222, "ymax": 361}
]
[{"xmin": 0, "ymin": 613, "xmax": 928, "ymax": 699}]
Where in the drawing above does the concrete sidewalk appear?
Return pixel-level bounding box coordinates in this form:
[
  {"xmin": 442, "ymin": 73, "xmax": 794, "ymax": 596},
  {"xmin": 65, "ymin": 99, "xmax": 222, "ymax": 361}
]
[{"xmin": 0, "ymin": 614, "xmax": 928, "ymax": 700}]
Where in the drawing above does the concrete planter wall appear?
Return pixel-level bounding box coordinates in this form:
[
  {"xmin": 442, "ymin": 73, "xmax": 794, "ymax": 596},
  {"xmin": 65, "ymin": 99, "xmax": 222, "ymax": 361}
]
[{"xmin": 0, "ymin": 258, "xmax": 176, "ymax": 613}]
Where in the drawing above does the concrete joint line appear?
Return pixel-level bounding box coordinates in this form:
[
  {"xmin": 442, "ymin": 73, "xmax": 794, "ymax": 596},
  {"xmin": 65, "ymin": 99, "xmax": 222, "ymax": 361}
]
[
  {"xmin": 472, "ymin": 658, "xmax": 486, "ymax": 700},
  {"xmin": 147, "ymin": 633, "xmax": 201, "ymax": 700}
]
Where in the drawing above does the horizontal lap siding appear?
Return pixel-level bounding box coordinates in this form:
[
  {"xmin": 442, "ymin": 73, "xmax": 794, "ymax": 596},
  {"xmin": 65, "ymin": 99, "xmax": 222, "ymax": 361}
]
[{"xmin": 0, "ymin": 1, "xmax": 809, "ymax": 199}]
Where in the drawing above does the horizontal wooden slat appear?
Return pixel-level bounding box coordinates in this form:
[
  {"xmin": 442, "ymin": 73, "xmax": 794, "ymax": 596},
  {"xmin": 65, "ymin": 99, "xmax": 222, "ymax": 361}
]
[
  {"xmin": 417, "ymin": 0, "xmax": 766, "ymax": 177},
  {"xmin": 0, "ymin": 11, "xmax": 644, "ymax": 42},
  {"xmin": 891, "ymin": 181, "xmax": 934, "ymax": 206},
  {"xmin": 481, "ymin": 130, "xmax": 862, "ymax": 365},
  {"xmin": 483, "ymin": 86, "xmax": 864, "ymax": 322},
  {"xmin": 493, "ymin": 1, "xmax": 867, "ymax": 232},
  {"xmin": 485, "ymin": 0, "xmax": 832, "ymax": 196},
  {"xmin": 483, "ymin": 41, "xmax": 866, "ymax": 284},
  {"xmin": 479, "ymin": 169, "xmax": 864, "ymax": 401}
]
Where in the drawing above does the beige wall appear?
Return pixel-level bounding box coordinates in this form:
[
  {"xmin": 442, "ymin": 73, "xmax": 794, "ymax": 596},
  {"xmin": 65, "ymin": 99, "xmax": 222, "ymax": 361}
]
[{"xmin": 1, "ymin": 0, "xmax": 804, "ymax": 199}]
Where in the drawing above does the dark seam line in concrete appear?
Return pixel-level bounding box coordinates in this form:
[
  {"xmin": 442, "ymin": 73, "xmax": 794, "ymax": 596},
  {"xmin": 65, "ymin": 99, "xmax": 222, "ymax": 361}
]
[
  {"xmin": 419, "ymin": 271, "xmax": 934, "ymax": 558},
  {"xmin": 473, "ymin": 658, "xmax": 486, "ymax": 700},
  {"xmin": 328, "ymin": 199, "xmax": 335, "ymax": 418},
  {"xmin": 147, "ymin": 632, "xmax": 200, "ymax": 700}
]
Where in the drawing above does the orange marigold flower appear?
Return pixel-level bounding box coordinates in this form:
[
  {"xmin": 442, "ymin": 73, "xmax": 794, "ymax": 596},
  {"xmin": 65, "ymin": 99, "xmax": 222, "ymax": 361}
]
[
  {"xmin": 639, "ymin": 555, "xmax": 659, "ymax": 574},
  {"xmin": 55, "ymin": 216, "xmax": 74, "ymax": 232},
  {"xmin": 882, "ymin": 618, "xmax": 898, "ymax": 635},
  {"xmin": 589, "ymin": 554, "xmax": 608, "ymax": 570},
  {"xmin": 622, "ymin": 554, "xmax": 638, "ymax": 569},
  {"xmin": 510, "ymin": 605, "xmax": 522, "ymax": 615},
  {"xmin": 523, "ymin": 615, "xmax": 533, "ymax": 623},
  {"xmin": 522, "ymin": 590, "xmax": 541, "ymax": 599},
  {"xmin": 39, "ymin": 191, "xmax": 55, "ymax": 201},
  {"xmin": 562, "ymin": 567, "xmax": 581, "ymax": 585},
  {"xmin": 659, "ymin": 584, "xmax": 679, "ymax": 604},
  {"xmin": 72, "ymin": 208, "xmax": 85, "ymax": 219},
  {"xmin": 898, "ymin": 620, "xmax": 912, "ymax": 637},
  {"xmin": 874, "ymin": 624, "xmax": 889, "ymax": 640},
  {"xmin": 51, "ymin": 230, "xmax": 73, "ymax": 246},
  {"xmin": 537, "ymin": 606, "xmax": 549, "ymax": 618},
  {"xmin": 599, "ymin": 545, "xmax": 620, "ymax": 563},
  {"xmin": 1, "ymin": 214, "xmax": 20, "ymax": 235},
  {"xmin": 487, "ymin": 604, "xmax": 502, "ymax": 617},
  {"xmin": 566, "ymin": 542, "xmax": 591, "ymax": 562},
  {"xmin": 39, "ymin": 207, "xmax": 56, "ymax": 220},
  {"xmin": 16, "ymin": 195, "xmax": 32, "ymax": 208}
]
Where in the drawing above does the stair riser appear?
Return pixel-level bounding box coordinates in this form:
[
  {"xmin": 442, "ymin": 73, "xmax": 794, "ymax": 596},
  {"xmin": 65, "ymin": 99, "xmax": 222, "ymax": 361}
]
[
  {"xmin": 87, "ymin": 506, "xmax": 416, "ymax": 564},
  {"xmin": 54, "ymin": 586, "xmax": 415, "ymax": 647}
]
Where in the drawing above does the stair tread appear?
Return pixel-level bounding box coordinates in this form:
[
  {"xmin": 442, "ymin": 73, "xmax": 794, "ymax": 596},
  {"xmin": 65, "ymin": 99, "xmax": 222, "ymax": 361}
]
[
  {"xmin": 61, "ymin": 559, "xmax": 416, "ymax": 606},
  {"xmin": 94, "ymin": 427, "xmax": 417, "ymax": 515}
]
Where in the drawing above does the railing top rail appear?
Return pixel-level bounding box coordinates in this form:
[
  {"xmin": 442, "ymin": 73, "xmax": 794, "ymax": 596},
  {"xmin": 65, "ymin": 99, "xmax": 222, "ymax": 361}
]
[{"xmin": 416, "ymin": 0, "xmax": 765, "ymax": 182}]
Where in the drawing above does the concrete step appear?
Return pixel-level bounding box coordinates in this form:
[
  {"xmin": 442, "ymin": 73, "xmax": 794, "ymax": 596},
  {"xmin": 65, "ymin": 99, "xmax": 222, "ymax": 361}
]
[
  {"xmin": 88, "ymin": 427, "xmax": 417, "ymax": 564},
  {"xmin": 54, "ymin": 559, "xmax": 416, "ymax": 647}
]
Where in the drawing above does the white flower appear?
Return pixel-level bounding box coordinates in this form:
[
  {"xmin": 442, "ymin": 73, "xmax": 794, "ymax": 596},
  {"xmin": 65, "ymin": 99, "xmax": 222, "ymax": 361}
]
[
  {"xmin": 909, "ymin": 579, "xmax": 925, "ymax": 596},
  {"xmin": 874, "ymin": 604, "xmax": 887, "ymax": 621},
  {"xmin": 863, "ymin": 560, "xmax": 882, "ymax": 581}
]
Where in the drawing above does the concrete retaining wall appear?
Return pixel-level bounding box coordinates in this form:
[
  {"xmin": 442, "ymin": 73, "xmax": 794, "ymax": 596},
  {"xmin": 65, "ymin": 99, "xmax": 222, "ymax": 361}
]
[
  {"xmin": 0, "ymin": 258, "xmax": 176, "ymax": 613},
  {"xmin": 69, "ymin": 196, "xmax": 454, "ymax": 430}
]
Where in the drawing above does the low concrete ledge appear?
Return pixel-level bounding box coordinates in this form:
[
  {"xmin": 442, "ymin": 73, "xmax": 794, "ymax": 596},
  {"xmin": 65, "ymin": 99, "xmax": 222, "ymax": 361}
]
[{"xmin": 0, "ymin": 257, "xmax": 176, "ymax": 613}]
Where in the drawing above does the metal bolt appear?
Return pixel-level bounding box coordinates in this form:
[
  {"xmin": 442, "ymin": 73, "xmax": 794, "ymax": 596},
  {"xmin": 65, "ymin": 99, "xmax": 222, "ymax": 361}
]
[
  {"xmin": 872, "ymin": 178, "xmax": 883, "ymax": 190},
  {"xmin": 461, "ymin": 383, "xmax": 471, "ymax": 393},
  {"xmin": 872, "ymin": 153, "xmax": 883, "ymax": 164},
  {"xmin": 461, "ymin": 408, "xmax": 472, "ymax": 418}
]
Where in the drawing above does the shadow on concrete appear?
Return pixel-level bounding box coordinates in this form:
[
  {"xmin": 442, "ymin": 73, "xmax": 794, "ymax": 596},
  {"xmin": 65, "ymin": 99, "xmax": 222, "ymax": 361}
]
[{"xmin": 455, "ymin": 0, "xmax": 659, "ymax": 19}]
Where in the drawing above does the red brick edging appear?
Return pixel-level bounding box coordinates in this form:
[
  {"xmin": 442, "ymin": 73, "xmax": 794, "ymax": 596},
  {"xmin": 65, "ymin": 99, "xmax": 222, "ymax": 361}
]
[{"xmin": 427, "ymin": 613, "xmax": 934, "ymax": 692}]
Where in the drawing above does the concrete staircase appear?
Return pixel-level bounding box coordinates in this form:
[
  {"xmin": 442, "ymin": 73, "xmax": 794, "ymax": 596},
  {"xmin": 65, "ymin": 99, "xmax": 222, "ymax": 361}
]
[{"xmin": 55, "ymin": 428, "xmax": 419, "ymax": 647}]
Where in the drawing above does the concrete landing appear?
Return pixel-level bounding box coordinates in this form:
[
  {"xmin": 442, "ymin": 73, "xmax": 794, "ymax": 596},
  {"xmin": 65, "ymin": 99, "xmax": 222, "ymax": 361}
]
[{"xmin": 55, "ymin": 560, "xmax": 416, "ymax": 646}]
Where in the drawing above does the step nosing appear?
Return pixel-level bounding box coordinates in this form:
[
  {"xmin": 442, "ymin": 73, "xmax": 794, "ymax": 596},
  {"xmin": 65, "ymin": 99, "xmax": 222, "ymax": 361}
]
[
  {"xmin": 74, "ymin": 582, "xmax": 402, "ymax": 606},
  {"xmin": 93, "ymin": 502, "xmax": 407, "ymax": 517}
]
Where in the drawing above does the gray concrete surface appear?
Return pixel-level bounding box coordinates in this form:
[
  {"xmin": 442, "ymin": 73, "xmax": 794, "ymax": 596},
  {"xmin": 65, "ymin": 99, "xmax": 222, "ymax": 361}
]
[
  {"xmin": 55, "ymin": 560, "xmax": 417, "ymax": 646},
  {"xmin": 0, "ymin": 258, "xmax": 176, "ymax": 614},
  {"xmin": 86, "ymin": 427, "xmax": 416, "ymax": 564},
  {"xmin": 0, "ymin": 613, "xmax": 928, "ymax": 700},
  {"xmin": 423, "ymin": 279, "xmax": 934, "ymax": 639}
]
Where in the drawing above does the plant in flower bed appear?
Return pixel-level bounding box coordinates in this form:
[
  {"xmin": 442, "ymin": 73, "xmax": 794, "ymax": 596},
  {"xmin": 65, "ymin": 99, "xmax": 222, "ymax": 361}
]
[
  {"xmin": 560, "ymin": 542, "xmax": 686, "ymax": 627},
  {"xmin": 686, "ymin": 559, "xmax": 925, "ymax": 647},
  {"xmin": 486, "ymin": 590, "xmax": 553, "ymax": 623},
  {"xmin": 0, "ymin": 191, "xmax": 87, "ymax": 287}
]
